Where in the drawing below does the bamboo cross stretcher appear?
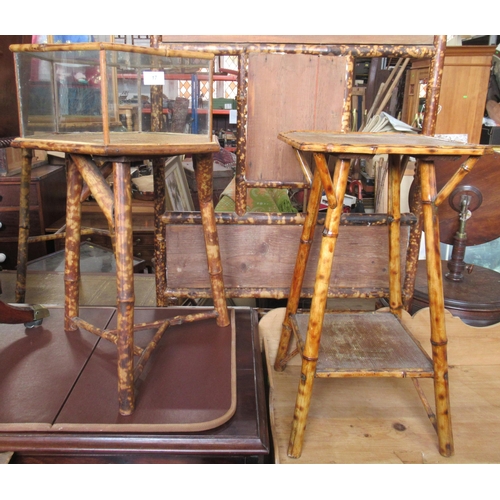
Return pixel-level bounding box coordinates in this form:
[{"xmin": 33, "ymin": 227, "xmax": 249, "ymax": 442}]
[{"xmin": 273, "ymin": 131, "xmax": 491, "ymax": 459}]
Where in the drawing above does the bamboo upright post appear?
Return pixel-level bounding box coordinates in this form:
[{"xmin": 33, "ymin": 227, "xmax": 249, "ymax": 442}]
[
  {"xmin": 387, "ymin": 154, "xmax": 403, "ymax": 317},
  {"xmin": 403, "ymin": 35, "xmax": 447, "ymax": 311},
  {"xmin": 235, "ymin": 51, "xmax": 249, "ymax": 217},
  {"xmin": 14, "ymin": 148, "xmax": 32, "ymax": 304},
  {"xmin": 153, "ymin": 156, "xmax": 168, "ymax": 307},
  {"xmin": 341, "ymin": 56, "xmax": 354, "ymax": 134}
]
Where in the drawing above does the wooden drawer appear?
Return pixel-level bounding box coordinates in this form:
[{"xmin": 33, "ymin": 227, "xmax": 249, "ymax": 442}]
[
  {"xmin": 0, "ymin": 240, "xmax": 47, "ymax": 269},
  {"xmin": 65, "ymin": 231, "xmax": 155, "ymax": 267},
  {"xmin": 0, "ymin": 209, "xmax": 42, "ymax": 237},
  {"xmin": 132, "ymin": 232, "xmax": 154, "ymax": 262},
  {"xmin": 80, "ymin": 233, "xmax": 112, "ymax": 248},
  {"xmin": 0, "ymin": 184, "xmax": 39, "ymax": 207},
  {"xmin": 0, "ymin": 164, "xmax": 66, "ymax": 270}
]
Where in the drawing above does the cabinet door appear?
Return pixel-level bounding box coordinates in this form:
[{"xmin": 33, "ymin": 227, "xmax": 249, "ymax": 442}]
[{"xmin": 435, "ymin": 48, "xmax": 493, "ymax": 143}]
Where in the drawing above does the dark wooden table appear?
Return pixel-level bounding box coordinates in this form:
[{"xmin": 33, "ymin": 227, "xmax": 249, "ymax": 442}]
[
  {"xmin": 0, "ymin": 306, "xmax": 270, "ymax": 463},
  {"xmin": 413, "ymin": 261, "xmax": 500, "ymax": 327}
]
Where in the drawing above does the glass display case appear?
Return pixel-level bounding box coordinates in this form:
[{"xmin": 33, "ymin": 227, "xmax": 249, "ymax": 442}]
[{"xmin": 10, "ymin": 42, "xmax": 215, "ymax": 154}]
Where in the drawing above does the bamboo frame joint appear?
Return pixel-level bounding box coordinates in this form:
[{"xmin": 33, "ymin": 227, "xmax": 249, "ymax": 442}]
[
  {"xmin": 277, "ymin": 348, "xmax": 299, "ymax": 368},
  {"xmin": 431, "ymin": 339, "xmax": 448, "ymax": 347},
  {"xmin": 301, "ymin": 355, "xmax": 319, "ymax": 362},
  {"xmin": 322, "ymin": 228, "xmax": 338, "ymax": 238}
]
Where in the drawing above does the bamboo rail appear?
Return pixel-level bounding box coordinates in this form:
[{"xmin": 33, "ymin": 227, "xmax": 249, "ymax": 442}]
[
  {"xmin": 10, "ymin": 42, "xmax": 215, "ymax": 62},
  {"xmin": 162, "ymin": 211, "xmax": 418, "ymax": 226}
]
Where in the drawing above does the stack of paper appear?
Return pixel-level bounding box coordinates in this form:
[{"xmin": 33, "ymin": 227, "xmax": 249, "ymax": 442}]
[{"xmin": 362, "ymin": 112, "xmax": 419, "ymax": 134}]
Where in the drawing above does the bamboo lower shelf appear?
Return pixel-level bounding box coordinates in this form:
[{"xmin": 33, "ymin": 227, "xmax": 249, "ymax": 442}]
[{"xmin": 291, "ymin": 311, "xmax": 434, "ymax": 377}]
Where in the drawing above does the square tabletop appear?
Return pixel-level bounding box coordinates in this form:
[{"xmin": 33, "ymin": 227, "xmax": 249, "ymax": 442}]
[{"xmin": 278, "ymin": 131, "xmax": 491, "ymax": 157}]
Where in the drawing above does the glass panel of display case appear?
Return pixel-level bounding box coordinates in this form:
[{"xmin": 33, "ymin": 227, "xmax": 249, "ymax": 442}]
[{"xmin": 11, "ymin": 43, "xmax": 214, "ymax": 145}]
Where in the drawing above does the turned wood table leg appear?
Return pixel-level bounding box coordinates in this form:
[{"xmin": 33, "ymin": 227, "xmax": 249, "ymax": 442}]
[
  {"xmin": 64, "ymin": 156, "xmax": 83, "ymax": 331},
  {"xmin": 113, "ymin": 161, "xmax": 136, "ymax": 416},
  {"xmin": 419, "ymin": 159, "xmax": 454, "ymax": 457},
  {"xmin": 193, "ymin": 152, "xmax": 229, "ymax": 327},
  {"xmin": 14, "ymin": 149, "xmax": 32, "ymax": 304},
  {"xmin": 288, "ymin": 157, "xmax": 351, "ymax": 459}
]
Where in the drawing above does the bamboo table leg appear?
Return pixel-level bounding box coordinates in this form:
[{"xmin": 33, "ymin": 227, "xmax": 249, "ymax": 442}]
[
  {"xmin": 14, "ymin": 149, "xmax": 32, "ymax": 304},
  {"xmin": 64, "ymin": 155, "xmax": 83, "ymax": 331},
  {"xmin": 193, "ymin": 152, "xmax": 230, "ymax": 327},
  {"xmin": 288, "ymin": 157, "xmax": 351, "ymax": 459},
  {"xmin": 274, "ymin": 158, "xmax": 323, "ymax": 371},
  {"xmin": 153, "ymin": 157, "xmax": 168, "ymax": 307},
  {"xmin": 387, "ymin": 154, "xmax": 403, "ymax": 317},
  {"xmin": 419, "ymin": 159, "xmax": 454, "ymax": 457},
  {"xmin": 113, "ymin": 161, "xmax": 136, "ymax": 415}
]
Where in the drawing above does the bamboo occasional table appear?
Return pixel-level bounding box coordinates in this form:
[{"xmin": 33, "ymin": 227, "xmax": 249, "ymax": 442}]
[
  {"xmin": 11, "ymin": 133, "xmax": 230, "ymax": 416},
  {"xmin": 273, "ymin": 131, "xmax": 491, "ymax": 459},
  {"xmin": 10, "ymin": 43, "xmax": 230, "ymax": 417}
]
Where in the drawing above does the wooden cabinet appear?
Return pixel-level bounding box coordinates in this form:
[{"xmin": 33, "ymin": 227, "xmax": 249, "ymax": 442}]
[
  {"xmin": 0, "ymin": 164, "xmax": 66, "ymax": 269},
  {"xmin": 50, "ymin": 199, "xmax": 156, "ymax": 269},
  {"xmin": 402, "ymin": 46, "xmax": 495, "ymax": 143}
]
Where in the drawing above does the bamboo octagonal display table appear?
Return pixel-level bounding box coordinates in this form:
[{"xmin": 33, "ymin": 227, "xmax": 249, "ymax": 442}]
[
  {"xmin": 274, "ymin": 131, "xmax": 491, "ymax": 459},
  {"xmin": 10, "ymin": 43, "xmax": 230, "ymax": 417}
]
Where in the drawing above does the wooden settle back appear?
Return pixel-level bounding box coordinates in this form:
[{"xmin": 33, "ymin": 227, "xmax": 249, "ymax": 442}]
[{"xmin": 157, "ymin": 36, "xmax": 445, "ymax": 301}]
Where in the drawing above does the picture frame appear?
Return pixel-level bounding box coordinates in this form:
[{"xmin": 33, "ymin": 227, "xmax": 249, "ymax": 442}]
[{"xmin": 165, "ymin": 155, "xmax": 195, "ymax": 211}]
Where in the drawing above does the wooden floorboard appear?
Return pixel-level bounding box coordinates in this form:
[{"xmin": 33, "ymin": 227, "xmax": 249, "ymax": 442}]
[{"xmin": 260, "ymin": 307, "xmax": 500, "ymax": 464}]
